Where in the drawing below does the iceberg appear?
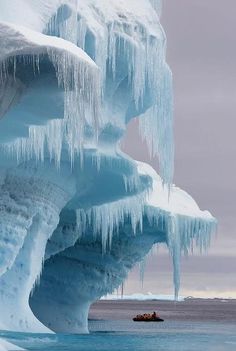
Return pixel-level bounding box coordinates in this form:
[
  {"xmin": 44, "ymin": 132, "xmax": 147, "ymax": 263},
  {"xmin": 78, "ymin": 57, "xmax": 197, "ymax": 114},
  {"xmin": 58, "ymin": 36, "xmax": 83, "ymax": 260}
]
[{"xmin": 0, "ymin": 0, "xmax": 216, "ymax": 335}]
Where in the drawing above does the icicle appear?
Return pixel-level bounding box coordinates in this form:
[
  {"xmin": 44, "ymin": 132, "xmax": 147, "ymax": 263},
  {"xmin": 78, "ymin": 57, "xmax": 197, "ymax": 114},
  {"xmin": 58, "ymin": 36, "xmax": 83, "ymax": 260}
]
[
  {"xmin": 166, "ymin": 213, "xmax": 217, "ymax": 300},
  {"xmin": 139, "ymin": 64, "xmax": 174, "ymax": 187},
  {"xmin": 59, "ymin": 0, "xmax": 78, "ymax": 44},
  {"xmin": 46, "ymin": 0, "xmax": 78, "ymax": 44},
  {"xmin": 167, "ymin": 214, "xmax": 181, "ymax": 300},
  {"xmin": 77, "ymin": 13, "xmax": 109, "ymax": 96},
  {"xmin": 76, "ymin": 192, "xmax": 146, "ymax": 253},
  {"xmin": 123, "ymin": 174, "xmax": 140, "ymax": 193},
  {"xmin": 3, "ymin": 119, "xmax": 63, "ymax": 167},
  {"xmin": 121, "ymin": 282, "xmax": 124, "ymax": 299},
  {"xmin": 77, "ymin": 18, "xmax": 88, "ymax": 50},
  {"xmin": 139, "ymin": 257, "xmax": 147, "ymax": 288}
]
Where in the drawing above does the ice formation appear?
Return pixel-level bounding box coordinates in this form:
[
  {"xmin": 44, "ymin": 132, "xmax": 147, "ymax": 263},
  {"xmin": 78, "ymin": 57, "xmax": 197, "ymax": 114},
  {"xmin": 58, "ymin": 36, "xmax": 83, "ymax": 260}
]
[
  {"xmin": 0, "ymin": 0, "xmax": 216, "ymax": 335},
  {"xmin": 0, "ymin": 338, "xmax": 25, "ymax": 351}
]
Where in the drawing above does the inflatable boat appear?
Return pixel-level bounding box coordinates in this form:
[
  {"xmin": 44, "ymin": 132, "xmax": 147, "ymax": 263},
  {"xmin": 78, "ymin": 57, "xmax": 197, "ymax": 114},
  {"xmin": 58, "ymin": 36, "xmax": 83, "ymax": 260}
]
[{"xmin": 133, "ymin": 314, "xmax": 164, "ymax": 322}]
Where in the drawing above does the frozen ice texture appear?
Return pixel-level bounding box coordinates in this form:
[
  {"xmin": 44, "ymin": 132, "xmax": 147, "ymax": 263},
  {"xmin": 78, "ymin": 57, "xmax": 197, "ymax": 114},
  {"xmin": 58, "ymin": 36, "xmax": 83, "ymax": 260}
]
[
  {"xmin": 0, "ymin": 0, "xmax": 216, "ymax": 334},
  {"xmin": 0, "ymin": 338, "xmax": 25, "ymax": 351}
]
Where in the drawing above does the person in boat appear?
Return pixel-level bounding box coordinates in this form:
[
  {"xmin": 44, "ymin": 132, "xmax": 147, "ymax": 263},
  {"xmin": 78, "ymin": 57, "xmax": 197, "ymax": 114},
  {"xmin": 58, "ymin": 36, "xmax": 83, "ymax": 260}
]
[{"xmin": 153, "ymin": 311, "xmax": 161, "ymax": 319}]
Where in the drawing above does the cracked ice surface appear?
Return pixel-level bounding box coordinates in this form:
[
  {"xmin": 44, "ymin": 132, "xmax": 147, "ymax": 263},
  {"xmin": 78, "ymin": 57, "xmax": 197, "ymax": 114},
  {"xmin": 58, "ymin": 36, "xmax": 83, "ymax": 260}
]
[{"xmin": 0, "ymin": 0, "xmax": 216, "ymax": 335}]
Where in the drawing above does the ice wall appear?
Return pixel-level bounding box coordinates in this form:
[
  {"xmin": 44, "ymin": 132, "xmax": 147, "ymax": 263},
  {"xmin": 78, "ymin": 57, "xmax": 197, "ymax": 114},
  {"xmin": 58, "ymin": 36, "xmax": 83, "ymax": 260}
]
[{"xmin": 0, "ymin": 0, "xmax": 216, "ymax": 334}]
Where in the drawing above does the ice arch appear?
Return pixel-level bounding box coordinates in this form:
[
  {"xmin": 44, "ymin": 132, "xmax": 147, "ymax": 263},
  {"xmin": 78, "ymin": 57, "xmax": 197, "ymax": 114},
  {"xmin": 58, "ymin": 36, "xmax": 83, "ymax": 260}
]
[{"xmin": 0, "ymin": 0, "xmax": 216, "ymax": 334}]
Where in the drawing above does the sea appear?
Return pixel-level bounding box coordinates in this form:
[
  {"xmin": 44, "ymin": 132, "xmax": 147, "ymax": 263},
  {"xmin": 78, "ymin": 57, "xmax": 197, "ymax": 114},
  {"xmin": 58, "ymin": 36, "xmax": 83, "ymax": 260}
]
[{"xmin": 1, "ymin": 299, "xmax": 236, "ymax": 351}]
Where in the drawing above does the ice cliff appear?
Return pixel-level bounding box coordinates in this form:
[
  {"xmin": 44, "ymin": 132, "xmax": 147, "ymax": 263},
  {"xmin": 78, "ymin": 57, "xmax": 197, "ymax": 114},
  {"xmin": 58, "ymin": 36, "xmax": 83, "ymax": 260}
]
[{"xmin": 0, "ymin": 0, "xmax": 216, "ymax": 334}]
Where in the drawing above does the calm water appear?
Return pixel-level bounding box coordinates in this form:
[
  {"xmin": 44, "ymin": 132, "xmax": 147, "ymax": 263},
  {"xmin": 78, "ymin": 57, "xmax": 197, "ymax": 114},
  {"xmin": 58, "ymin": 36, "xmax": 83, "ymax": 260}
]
[{"xmin": 1, "ymin": 320, "xmax": 236, "ymax": 351}]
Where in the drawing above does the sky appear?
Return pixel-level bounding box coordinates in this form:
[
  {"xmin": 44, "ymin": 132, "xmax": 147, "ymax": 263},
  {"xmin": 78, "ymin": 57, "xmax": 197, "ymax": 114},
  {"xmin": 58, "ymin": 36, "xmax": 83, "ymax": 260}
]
[{"xmin": 122, "ymin": 0, "xmax": 236, "ymax": 298}]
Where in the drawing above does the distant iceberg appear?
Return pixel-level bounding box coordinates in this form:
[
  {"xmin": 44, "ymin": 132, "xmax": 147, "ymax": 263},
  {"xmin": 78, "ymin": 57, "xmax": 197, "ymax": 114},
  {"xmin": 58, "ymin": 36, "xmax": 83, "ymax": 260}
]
[
  {"xmin": 0, "ymin": 0, "xmax": 216, "ymax": 334},
  {"xmin": 102, "ymin": 293, "xmax": 185, "ymax": 302}
]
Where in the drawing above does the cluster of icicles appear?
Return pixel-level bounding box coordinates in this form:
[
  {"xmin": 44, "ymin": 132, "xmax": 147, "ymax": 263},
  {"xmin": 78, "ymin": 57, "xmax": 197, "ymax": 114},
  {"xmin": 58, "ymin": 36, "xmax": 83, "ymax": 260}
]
[
  {"xmin": 76, "ymin": 3, "xmax": 174, "ymax": 185},
  {"xmin": 0, "ymin": 51, "xmax": 100, "ymax": 167},
  {"xmin": 0, "ymin": 0, "xmax": 174, "ymax": 185},
  {"xmin": 76, "ymin": 191, "xmax": 216, "ymax": 298}
]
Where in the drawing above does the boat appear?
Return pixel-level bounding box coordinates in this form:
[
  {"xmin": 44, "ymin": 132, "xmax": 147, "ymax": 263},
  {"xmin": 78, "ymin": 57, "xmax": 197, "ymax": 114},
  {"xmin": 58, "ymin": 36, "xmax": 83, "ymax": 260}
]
[{"xmin": 133, "ymin": 313, "xmax": 164, "ymax": 322}]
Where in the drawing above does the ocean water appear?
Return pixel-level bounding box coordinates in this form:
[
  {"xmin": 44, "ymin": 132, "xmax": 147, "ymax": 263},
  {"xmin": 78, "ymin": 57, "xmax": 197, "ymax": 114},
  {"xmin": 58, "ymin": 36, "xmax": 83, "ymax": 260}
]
[{"xmin": 1, "ymin": 320, "xmax": 236, "ymax": 351}]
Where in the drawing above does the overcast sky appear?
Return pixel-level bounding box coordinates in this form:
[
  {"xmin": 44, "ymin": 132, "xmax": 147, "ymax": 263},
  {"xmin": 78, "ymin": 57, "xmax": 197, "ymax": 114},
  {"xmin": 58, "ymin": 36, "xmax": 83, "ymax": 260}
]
[{"xmin": 123, "ymin": 0, "xmax": 236, "ymax": 298}]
